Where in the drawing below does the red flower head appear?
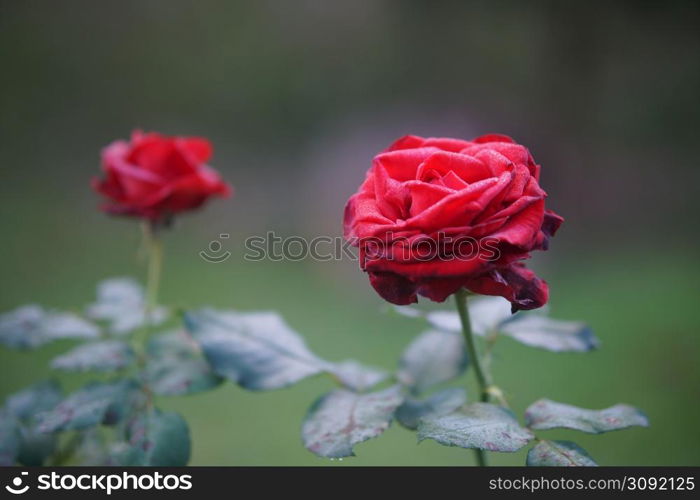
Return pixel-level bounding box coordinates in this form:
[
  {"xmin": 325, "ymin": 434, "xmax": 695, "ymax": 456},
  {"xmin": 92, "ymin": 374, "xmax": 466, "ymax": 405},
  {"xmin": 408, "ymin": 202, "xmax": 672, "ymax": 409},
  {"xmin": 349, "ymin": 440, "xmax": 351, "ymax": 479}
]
[
  {"xmin": 343, "ymin": 134, "xmax": 563, "ymax": 311},
  {"xmin": 92, "ymin": 131, "xmax": 231, "ymax": 222}
]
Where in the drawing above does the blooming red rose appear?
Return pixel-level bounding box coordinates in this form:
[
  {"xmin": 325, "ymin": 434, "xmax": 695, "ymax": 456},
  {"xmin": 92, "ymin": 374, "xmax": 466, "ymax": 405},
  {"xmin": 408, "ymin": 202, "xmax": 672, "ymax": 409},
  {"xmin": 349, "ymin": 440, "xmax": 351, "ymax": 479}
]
[
  {"xmin": 92, "ymin": 131, "xmax": 231, "ymax": 221},
  {"xmin": 343, "ymin": 134, "xmax": 563, "ymax": 311}
]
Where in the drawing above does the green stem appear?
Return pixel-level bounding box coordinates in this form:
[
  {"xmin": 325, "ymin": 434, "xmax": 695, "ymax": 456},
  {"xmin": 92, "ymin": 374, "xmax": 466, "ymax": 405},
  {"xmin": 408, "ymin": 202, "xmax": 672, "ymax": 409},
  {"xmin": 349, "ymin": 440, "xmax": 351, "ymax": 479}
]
[
  {"xmin": 454, "ymin": 288, "xmax": 489, "ymax": 467},
  {"xmin": 143, "ymin": 222, "xmax": 163, "ymax": 311},
  {"xmin": 132, "ymin": 221, "xmax": 164, "ymax": 410},
  {"xmin": 133, "ymin": 222, "xmax": 163, "ymax": 367},
  {"xmin": 455, "ymin": 289, "xmax": 490, "ymax": 402}
]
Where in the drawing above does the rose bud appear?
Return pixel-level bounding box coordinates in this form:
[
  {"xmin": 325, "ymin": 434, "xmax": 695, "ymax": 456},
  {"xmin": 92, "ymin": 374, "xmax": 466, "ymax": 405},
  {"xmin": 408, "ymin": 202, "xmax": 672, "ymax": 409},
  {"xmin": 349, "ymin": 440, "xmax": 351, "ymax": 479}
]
[
  {"xmin": 92, "ymin": 131, "xmax": 231, "ymax": 223},
  {"xmin": 344, "ymin": 134, "xmax": 563, "ymax": 311}
]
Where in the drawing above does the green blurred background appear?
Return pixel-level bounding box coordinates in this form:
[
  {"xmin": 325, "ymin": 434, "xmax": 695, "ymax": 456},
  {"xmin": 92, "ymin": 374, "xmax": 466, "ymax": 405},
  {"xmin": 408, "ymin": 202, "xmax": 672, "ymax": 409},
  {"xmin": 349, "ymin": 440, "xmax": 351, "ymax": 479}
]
[{"xmin": 1, "ymin": 1, "xmax": 699, "ymax": 465}]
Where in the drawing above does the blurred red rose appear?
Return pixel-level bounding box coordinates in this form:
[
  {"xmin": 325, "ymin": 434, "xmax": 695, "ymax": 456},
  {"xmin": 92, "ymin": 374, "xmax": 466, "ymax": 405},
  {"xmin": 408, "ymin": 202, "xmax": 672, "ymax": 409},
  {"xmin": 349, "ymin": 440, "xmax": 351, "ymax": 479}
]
[
  {"xmin": 343, "ymin": 134, "xmax": 563, "ymax": 311},
  {"xmin": 92, "ymin": 131, "xmax": 231, "ymax": 222}
]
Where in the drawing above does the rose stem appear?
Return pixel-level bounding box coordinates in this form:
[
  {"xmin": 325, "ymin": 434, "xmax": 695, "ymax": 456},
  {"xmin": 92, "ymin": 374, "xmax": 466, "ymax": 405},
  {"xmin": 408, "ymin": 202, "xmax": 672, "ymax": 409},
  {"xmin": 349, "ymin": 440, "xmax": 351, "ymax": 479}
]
[
  {"xmin": 132, "ymin": 223, "xmax": 162, "ymax": 354},
  {"xmin": 131, "ymin": 220, "xmax": 164, "ymax": 407},
  {"xmin": 454, "ymin": 288, "xmax": 489, "ymax": 467},
  {"xmin": 144, "ymin": 221, "xmax": 163, "ymax": 311}
]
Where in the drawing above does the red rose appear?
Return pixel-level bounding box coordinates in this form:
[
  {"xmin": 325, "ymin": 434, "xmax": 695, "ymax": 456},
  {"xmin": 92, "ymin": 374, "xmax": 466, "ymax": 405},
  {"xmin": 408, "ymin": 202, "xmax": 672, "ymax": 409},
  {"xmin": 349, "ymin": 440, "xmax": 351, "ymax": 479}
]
[
  {"xmin": 343, "ymin": 134, "xmax": 563, "ymax": 311},
  {"xmin": 92, "ymin": 131, "xmax": 231, "ymax": 221}
]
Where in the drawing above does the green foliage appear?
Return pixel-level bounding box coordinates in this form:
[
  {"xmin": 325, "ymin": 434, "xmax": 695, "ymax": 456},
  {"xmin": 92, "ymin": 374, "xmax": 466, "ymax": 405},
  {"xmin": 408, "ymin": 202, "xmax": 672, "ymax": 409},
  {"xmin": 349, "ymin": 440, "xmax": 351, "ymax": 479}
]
[
  {"xmin": 418, "ymin": 403, "xmax": 534, "ymax": 452},
  {"xmin": 51, "ymin": 340, "xmax": 134, "ymax": 372},
  {"xmin": 2, "ymin": 380, "xmax": 61, "ymax": 465},
  {"xmin": 0, "ymin": 305, "xmax": 99, "ymax": 349},
  {"xmin": 0, "ymin": 274, "xmax": 648, "ymax": 466},
  {"xmin": 397, "ymin": 296, "xmax": 600, "ymax": 353},
  {"xmin": 71, "ymin": 429, "xmax": 109, "ymax": 465},
  {"xmin": 327, "ymin": 360, "xmax": 388, "ymax": 392},
  {"xmin": 500, "ymin": 316, "xmax": 598, "ymax": 353},
  {"xmin": 4, "ymin": 380, "xmax": 62, "ymax": 419},
  {"xmin": 395, "ymin": 298, "xmax": 645, "ymax": 465},
  {"xmin": 397, "ymin": 329, "xmax": 468, "ymax": 394},
  {"xmin": 16, "ymin": 425, "xmax": 57, "ymax": 466},
  {"xmin": 0, "ymin": 411, "xmax": 20, "ymax": 465},
  {"xmin": 86, "ymin": 278, "xmax": 168, "ymax": 334},
  {"xmin": 109, "ymin": 409, "xmax": 190, "ymax": 466},
  {"xmin": 37, "ymin": 379, "xmax": 140, "ymax": 433},
  {"xmin": 145, "ymin": 331, "xmax": 223, "ymax": 396},
  {"xmin": 525, "ymin": 399, "xmax": 649, "ymax": 434},
  {"xmin": 185, "ymin": 309, "xmax": 327, "ymax": 390},
  {"xmin": 396, "ymin": 388, "xmax": 467, "ymax": 430},
  {"xmin": 302, "ymin": 385, "xmax": 404, "ymax": 458},
  {"xmin": 526, "ymin": 440, "xmax": 598, "ymax": 466}
]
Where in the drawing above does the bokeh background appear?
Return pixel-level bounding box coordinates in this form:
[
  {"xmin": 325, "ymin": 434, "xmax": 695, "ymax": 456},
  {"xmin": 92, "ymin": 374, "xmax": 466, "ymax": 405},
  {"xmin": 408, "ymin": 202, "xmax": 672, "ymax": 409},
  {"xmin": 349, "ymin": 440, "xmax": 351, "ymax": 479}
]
[{"xmin": 1, "ymin": 0, "xmax": 699, "ymax": 465}]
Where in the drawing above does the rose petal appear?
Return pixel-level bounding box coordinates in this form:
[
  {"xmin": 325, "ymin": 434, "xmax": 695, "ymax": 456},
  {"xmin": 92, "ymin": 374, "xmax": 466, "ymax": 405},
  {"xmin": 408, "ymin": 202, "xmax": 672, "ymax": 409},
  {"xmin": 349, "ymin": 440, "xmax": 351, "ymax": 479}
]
[
  {"xmin": 368, "ymin": 271, "xmax": 417, "ymax": 305},
  {"xmin": 532, "ymin": 210, "xmax": 564, "ymax": 250},
  {"xmin": 465, "ymin": 264, "xmax": 548, "ymax": 311},
  {"xmin": 405, "ymin": 181, "xmax": 455, "ymax": 217},
  {"xmin": 364, "ymin": 253, "xmax": 490, "ymax": 279},
  {"xmin": 471, "ymin": 149, "xmax": 515, "ymax": 177},
  {"xmin": 441, "ymin": 171, "xmax": 470, "ymax": 190},
  {"xmin": 387, "ymin": 135, "xmax": 473, "ymax": 153},
  {"xmin": 373, "ymin": 147, "xmax": 443, "ymax": 182},
  {"xmin": 148, "ymin": 169, "xmax": 230, "ymax": 214},
  {"xmin": 178, "ymin": 137, "xmax": 213, "ymax": 163},
  {"xmin": 416, "ymin": 151, "xmax": 493, "ymax": 184},
  {"xmin": 416, "ymin": 277, "xmax": 468, "ymax": 302},
  {"xmin": 373, "ymin": 165, "xmax": 411, "ymax": 220},
  {"xmin": 343, "ymin": 193, "xmax": 394, "ymax": 240},
  {"xmin": 473, "ymin": 134, "xmax": 516, "ymax": 144},
  {"xmin": 488, "ymin": 199, "xmax": 545, "ymax": 248},
  {"xmin": 404, "ymin": 173, "xmax": 511, "ymax": 232}
]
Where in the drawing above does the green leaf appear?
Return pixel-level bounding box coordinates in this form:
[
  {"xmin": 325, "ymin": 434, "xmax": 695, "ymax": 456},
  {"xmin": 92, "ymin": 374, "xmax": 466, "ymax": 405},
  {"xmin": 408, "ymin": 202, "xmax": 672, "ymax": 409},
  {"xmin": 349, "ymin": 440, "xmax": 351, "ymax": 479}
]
[
  {"xmin": 86, "ymin": 278, "xmax": 168, "ymax": 335},
  {"xmin": 36, "ymin": 380, "xmax": 141, "ymax": 433},
  {"xmin": 397, "ymin": 329, "xmax": 467, "ymax": 394},
  {"xmin": 3, "ymin": 381, "xmax": 62, "ymax": 465},
  {"xmin": 392, "ymin": 305, "xmax": 424, "ymax": 319},
  {"xmin": 106, "ymin": 441, "xmax": 143, "ymax": 466},
  {"xmin": 51, "ymin": 341, "xmax": 134, "ymax": 373},
  {"xmin": 418, "ymin": 402, "xmax": 534, "ymax": 452},
  {"xmin": 527, "ymin": 440, "xmax": 598, "ymax": 466},
  {"xmin": 72, "ymin": 429, "xmax": 109, "ymax": 465},
  {"xmin": 327, "ymin": 360, "xmax": 388, "ymax": 392},
  {"xmin": 185, "ymin": 309, "xmax": 326, "ymax": 391},
  {"xmin": 423, "ymin": 311, "xmax": 461, "ymax": 332},
  {"xmin": 146, "ymin": 357, "xmax": 221, "ymax": 397},
  {"xmin": 467, "ymin": 297, "xmax": 514, "ymax": 335},
  {"xmin": 501, "ymin": 316, "xmax": 599, "ymax": 352},
  {"xmin": 144, "ymin": 331, "xmax": 223, "ymax": 396},
  {"xmin": 16, "ymin": 424, "xmax": 57, "ymax": 466},
  {"xmin": 524, "ymin": 399, "xmax": 650, "ymax": 433},
  {"xmin": 395, "ymin": 297, "xmax": 512, "ymax": 336},
  {"xmin": 147, "ymin": 329, "xmax": 198, "ymax": 355},
  {"xmin": 302, "ymin": 385, "xmax": 404, "ymax": 458},
  {"xmin": 396, "ymin": 388, "xmax": 467, "ymax": 430},
  {"xmin": 109, "ymin": 409, "xmax": 190, "ymax": 466},
  {"xmin": 0, "ymin": 305, "xmax": 99, "ymax": 349},
  {"xmin": 0, "ymin": 411, "xmax": 20, "ymax": 465},
  {"xmin": 429, "ymin": 297, "xmax": 513, "ymax": 336},
  {"xmin": 4, "ymin": 380, "xmax": 62, "ymax": 420},
  {"xmin": 396, "ymin": 299, "xmax": 599, "ymax": 353}
]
